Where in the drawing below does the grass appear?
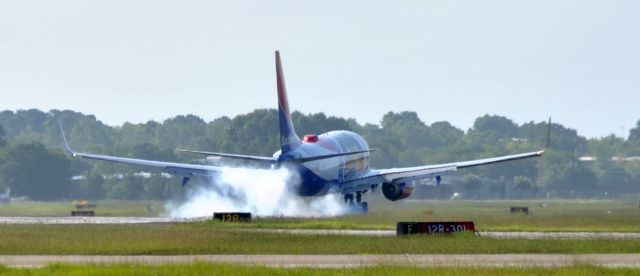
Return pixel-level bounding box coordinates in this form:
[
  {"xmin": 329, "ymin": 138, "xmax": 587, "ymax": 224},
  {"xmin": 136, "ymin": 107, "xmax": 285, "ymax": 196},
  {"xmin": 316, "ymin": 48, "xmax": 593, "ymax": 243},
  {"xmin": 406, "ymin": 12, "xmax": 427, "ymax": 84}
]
[
  {"xmin": 2, "ymin": 198, "xmax": 640, "ymax": 232},
  {"xmin": 0, "ymin": 199, "xmax": 639, "ymax": 261},
  {"xmin": 1, "ymin": 223, "xmax": 640, "ymax": 255},
  {"xmin": 233, "ymin": 198, "xmax": 640, "ymax": 232},
  {"xmin": 0, "ymin": 263, "xmax": 639, "ymax": 276},
  {"xmin": 0, "ymin": 200, "xmax": 164, "ymax": 217},
  {"xmin": 0, "ymin": 198, "xmax": 637, "ymax": 255}
]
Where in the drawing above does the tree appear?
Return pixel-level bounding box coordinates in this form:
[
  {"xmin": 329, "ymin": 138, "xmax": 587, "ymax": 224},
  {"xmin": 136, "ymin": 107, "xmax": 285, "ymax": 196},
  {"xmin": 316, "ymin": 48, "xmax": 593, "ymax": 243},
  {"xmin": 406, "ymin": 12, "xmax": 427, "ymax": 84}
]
[
  {"xmin": 519, "ymin": 120, "xmax": 585, "ymax": 152},
  {"xmin": 512, "ymin": 175, "xmax": 534, "ymax": 191},
  {"xmin": 429, "ymin": 121, "xmax": 464, "ymax": 148},
  {"xmin": 218, "ymin": 109, "xmax": 279, "ymax": 156},
  {"xmin": 0, "ymin": 142, "xmax": 72, "ymax": 200},
  {"xmin": 116, "ymin": 120, "xmax": 160, "ymax": 149},
  {"xmin": 377, "ymin": 111, "xmax": 433, "ymax": 166},
  {"xmin": 0, "ymin": 124, "xmax": 6, "ymax": 148},
  {"xmin": 629, "ymin": 120, "xmax": 640, "ymax": 142},
  {"xmin": 74, "ymin": 169, "xmax": 105, "ymax": 199},
  {"xmin": 155, "ymin": 115, "xmax": 206, "ymax": 149},
  {"xmin": 103, "ymin": 173, "xmax": 145, "ymax": 200},
  {"xmin": 187, "ymin": 116, "xmax": 231, "ymax": 153},
  {"xmin": 471, "ymin": 114, "xmax": 518, "ymax": 139},
  {"xmin": 0, "ymin": 107, "xmax": 636, "ymax": 199},
  {"xmin": 461, "ymin": 174, "xmax": 482, "ymax": 197},
  {"xmin": 0, "ymin": 111, "xmax": 16, "ymax": 139},
  {"xmin": 589, "ymin": 135, "xmax": 625, "ymax": 160},
  {"xmin": 131, "ymin": 143, "xmax": 176, "ymax": 162},
  {"xmin": 539, "ymin": 150, "xmax": 573, "ymax": 190},
  {"xmin": 627, "ymin": 120, "xmax": 640, "ymax": 155},
  {"xmin": 293, "ymin": 112, "xmax": 354, "ymax": 135},
  {"xmin": 143, "ymin": 173, "xmax": 173, "ymax": 200}
]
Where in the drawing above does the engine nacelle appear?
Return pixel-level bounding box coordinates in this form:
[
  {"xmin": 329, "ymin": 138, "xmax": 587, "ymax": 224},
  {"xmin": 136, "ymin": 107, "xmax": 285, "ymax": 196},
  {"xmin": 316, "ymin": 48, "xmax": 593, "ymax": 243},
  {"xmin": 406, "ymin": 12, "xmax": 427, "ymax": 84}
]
[{"xmin": 382, "ymin": 182, "xmax": 415, "ymax": 201}]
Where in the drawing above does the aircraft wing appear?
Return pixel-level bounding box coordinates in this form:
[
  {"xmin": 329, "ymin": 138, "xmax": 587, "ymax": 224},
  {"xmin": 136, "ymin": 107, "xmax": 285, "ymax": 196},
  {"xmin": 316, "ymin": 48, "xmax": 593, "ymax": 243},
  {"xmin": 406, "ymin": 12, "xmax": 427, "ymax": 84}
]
[
  {"xmin": 68, "ymin": 151, "xmax": 218, "ymax": 177},
  {"xmin": 425, "ymin": 150, "xmax": 545, "ymax": 169},
  {"xmin": 342, "ymin": 150, "xmax": 544, "ymax": 193},
  {"xmin": 59, "ymin": 123, "xmax": 218, "ymax": 179}
]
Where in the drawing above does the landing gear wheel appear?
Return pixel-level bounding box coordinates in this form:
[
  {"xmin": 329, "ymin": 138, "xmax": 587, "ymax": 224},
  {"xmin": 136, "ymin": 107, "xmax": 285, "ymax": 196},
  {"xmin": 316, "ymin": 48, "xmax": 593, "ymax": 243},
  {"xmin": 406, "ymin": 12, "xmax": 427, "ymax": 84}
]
[
  {"xmin": 358, "ymin": 202, "xmax": 368, "ymax": 213},
  {"xmin": 344, "ymin": 193, "xmax": 354, "ymax": 206}
]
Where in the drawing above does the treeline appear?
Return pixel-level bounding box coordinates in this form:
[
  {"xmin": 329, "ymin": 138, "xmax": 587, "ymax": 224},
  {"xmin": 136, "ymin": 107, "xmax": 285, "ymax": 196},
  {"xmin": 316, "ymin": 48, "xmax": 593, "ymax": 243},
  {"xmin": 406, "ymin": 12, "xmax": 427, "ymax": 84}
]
[{"xmin": 0, "ymin": 109, "xmax": 639, "ymax": 200}]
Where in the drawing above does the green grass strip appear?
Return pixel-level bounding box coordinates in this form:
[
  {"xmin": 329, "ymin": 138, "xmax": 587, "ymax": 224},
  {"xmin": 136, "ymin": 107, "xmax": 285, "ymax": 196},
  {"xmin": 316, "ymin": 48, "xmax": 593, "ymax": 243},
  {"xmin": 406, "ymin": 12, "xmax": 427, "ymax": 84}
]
[
  {"xmin": 1, "ymin": 263, "xmax": 639, "ymax": 276},
  {"xmin": 1, "ymin": 224, "xmax": 640, "ymax": 254}
]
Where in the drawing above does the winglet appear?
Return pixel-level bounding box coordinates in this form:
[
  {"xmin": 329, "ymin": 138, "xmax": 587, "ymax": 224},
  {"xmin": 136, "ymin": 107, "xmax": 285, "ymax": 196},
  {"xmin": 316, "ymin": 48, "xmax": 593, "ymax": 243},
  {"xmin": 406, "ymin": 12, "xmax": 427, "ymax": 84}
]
[
  {"xmin": 546, "ymin": 117, "xmax": 552, "ymax": 149},
  {"xmin": 57, "ymin": 121, "xmax": 76, "ymax": 156}
]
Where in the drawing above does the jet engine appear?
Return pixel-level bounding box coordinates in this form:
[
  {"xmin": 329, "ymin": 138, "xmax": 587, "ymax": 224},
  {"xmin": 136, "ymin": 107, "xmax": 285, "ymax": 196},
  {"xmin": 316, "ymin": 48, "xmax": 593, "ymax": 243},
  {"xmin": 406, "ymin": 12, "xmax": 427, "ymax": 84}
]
[{"xmin": 382, "ymin": 181, "xmax": 415, "ymax": 201}]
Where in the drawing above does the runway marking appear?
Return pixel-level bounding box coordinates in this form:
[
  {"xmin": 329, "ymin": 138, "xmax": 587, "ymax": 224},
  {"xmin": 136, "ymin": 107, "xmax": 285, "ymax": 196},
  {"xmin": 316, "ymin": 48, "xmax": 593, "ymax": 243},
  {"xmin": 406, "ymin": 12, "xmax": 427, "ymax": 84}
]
[
  {"xmin": 241, "ymin": 229, "xmax": 640, "ymax": 239},
  {"xmin": 481, "ymin": 231, "xmax": 640, "ymax": 239},
  {"xmin": 1, "ymin": 254, "xmax": 640, "ymax": 268},
  {"xmin": 243, "ymin": 228, "xmax": 396, "ymax": 236}
]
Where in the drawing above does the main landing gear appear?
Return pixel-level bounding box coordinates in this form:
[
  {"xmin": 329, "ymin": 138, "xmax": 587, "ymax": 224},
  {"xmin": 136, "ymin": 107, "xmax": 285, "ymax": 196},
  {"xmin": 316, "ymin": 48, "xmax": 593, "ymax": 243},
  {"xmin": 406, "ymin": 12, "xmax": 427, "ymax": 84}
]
[{"xmin": 344, "ymin": 191, "xmax": 368, "ymax": 213}]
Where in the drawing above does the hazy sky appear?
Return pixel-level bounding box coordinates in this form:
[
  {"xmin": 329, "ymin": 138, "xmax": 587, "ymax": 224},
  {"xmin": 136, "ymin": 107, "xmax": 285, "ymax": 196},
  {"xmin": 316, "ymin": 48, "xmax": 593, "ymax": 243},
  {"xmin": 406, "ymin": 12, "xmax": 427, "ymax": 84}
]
[{"xmin": 1, "ymin": 1, "xmax": 639, "ymax": 138}]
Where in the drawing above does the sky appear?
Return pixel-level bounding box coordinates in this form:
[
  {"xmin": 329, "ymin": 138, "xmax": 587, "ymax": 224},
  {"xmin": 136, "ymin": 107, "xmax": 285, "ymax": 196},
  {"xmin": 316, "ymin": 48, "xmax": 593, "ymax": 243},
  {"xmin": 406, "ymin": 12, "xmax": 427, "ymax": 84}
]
[{"xmin": 1, "ymin": 1, "xmax": 639, "ymax": 138}]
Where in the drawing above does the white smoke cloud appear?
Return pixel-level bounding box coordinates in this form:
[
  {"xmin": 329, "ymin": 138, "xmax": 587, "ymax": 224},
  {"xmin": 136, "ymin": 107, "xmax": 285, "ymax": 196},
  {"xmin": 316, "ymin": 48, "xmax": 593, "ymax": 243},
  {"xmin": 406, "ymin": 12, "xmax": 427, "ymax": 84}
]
[{"xmin": 165, "ymin": 167, "xmax": 349, "ymax": 218}]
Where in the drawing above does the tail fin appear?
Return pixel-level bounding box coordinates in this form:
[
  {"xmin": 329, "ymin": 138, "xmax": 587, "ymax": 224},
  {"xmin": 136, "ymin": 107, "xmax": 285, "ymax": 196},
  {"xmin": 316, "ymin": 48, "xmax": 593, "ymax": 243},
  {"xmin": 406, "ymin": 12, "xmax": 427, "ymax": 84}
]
[{"xmin": 275, "ymin": 51, "xmax": 301, "ymax": 153}]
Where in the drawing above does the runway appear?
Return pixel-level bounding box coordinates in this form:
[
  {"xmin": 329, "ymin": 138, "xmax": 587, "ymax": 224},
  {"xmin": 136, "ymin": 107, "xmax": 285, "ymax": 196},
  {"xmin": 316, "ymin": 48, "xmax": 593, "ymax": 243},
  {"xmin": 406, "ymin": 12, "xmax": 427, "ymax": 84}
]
[
  {"xmin": 1, "ymin": 254, "xmax": 640, "ymax": 268},
  {"xmin": 1, "ymin": 217, "xmax": 639, "ymax": 268},
  {"xmin": 1, "ymin": 216, "xmax": 640, "ymax": 239},
  {"xmin": 0, "ymin": 216, "xmax": 207, "ymax": 224}
]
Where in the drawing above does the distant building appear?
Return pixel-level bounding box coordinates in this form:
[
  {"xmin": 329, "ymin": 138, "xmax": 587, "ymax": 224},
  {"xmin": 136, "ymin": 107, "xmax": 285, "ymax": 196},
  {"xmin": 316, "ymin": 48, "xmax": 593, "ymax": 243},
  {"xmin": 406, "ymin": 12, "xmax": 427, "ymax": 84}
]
[{"xmin": 578, "ymin": 156, "xmax": 640, "ymax": 162}]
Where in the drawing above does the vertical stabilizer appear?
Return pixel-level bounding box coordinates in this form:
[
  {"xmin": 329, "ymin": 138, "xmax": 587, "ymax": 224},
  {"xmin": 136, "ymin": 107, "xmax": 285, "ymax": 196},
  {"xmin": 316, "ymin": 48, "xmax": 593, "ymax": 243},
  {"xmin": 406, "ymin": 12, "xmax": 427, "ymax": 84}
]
[{"xmin": 275, "ymin": 51, "xmax": 301, "ymax": 154}]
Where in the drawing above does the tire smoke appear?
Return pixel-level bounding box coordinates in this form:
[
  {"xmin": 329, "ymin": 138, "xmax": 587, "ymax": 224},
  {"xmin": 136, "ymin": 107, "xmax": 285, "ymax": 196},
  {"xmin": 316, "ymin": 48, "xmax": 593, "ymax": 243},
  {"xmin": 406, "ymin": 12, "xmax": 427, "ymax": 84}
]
[{"xmin": 165, "ymin": 167, "xmax": 348, "ymax": 218}]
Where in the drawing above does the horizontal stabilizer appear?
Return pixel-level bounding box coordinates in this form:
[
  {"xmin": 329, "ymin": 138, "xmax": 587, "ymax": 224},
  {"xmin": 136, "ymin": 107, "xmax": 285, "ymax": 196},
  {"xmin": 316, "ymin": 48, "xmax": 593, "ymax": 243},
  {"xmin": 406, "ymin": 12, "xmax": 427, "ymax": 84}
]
[
  {"xmin": 176, "ymin": 149, "xmax": 276, "ymax": 164},
  {"xmin": 178, "ymin": 148, "xmax": 375, "ymax": 164},
  {"xmin": 294, "ymin": 149, "xmax": 375, "ymax": 163}
]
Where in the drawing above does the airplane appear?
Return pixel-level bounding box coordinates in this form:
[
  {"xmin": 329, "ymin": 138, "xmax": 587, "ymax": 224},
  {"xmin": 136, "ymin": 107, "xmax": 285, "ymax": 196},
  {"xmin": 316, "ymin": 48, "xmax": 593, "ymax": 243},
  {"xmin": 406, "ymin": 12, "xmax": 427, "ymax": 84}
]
[{"xmin": 59, "ymin": 51, "xmax": 545, "ymax": 212}]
